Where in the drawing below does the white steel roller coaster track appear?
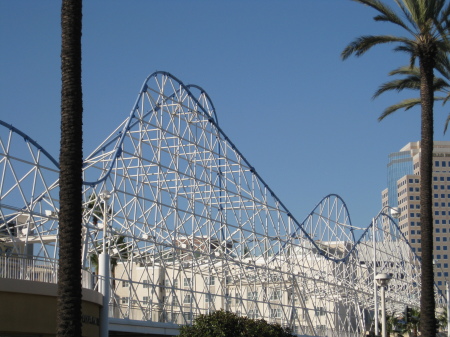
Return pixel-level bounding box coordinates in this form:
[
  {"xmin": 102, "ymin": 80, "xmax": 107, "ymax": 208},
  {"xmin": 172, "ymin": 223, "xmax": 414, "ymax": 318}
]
[{"xmin": 0, "ymin": 72, "xmax": 445, "ymax": 337}]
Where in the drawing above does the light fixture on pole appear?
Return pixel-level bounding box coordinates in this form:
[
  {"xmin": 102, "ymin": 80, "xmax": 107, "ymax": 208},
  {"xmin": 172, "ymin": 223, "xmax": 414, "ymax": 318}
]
[
  {"xmin": 447, "ymin": 281, "xmax": 450, "ymax": 337},
  {"xmin": 373, "ymin": 206, "xmax": 400, "ymax": 337},
  {"xmin": 376, "ymin": 273, "xmax": 392, "ymax": 337},
  {"xmin": 98, "ymin": 190, "xmax": 111, "ymax": 337}
]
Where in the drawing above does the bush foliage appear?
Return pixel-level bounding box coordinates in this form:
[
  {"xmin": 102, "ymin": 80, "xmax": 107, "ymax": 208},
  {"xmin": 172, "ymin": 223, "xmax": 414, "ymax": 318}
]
[{"xmin": 178, "ymin": 309, "xmax": 295, "ymax": 337}]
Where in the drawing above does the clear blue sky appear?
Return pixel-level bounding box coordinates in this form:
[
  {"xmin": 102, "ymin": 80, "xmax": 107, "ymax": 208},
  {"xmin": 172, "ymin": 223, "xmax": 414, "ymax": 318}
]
[{"xmin": 1, "ymin": 1, "xmax": 449, "ymax": 233}]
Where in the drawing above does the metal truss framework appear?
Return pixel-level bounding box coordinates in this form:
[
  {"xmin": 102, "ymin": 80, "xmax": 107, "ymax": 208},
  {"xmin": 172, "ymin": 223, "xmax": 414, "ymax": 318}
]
[{"xmin": 0, "ymin": 72, "xmax": 445, "ymax": 337}]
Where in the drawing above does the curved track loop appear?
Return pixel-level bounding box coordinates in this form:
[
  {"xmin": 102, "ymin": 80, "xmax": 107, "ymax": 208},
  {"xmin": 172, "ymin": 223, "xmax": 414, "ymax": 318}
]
[{"xmin": 0, "ymin": 72, "xmax": 445, "ymax": 337}]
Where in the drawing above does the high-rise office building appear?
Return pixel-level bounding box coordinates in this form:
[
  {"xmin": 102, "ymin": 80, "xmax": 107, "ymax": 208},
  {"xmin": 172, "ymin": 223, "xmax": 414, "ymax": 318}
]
[{"xmin": 382, "ymin": 141, "xmax": 450, "ymax": 293}]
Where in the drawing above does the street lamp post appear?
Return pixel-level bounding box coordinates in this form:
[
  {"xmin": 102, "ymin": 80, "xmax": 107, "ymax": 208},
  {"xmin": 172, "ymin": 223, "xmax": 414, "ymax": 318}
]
[
  {"xmin": 376, "ymin": 273, "xmax": 392, "ymax": 337},
  {"xmin": 98, "ymin": 190, "xmax": 111, "ymax": 337},
  {"xmin": 447, "ymin": 281, "xmax": 450, "ymax": 337},
  {"xmin": 373, "ymin": 206, "xmax": 399, "ymax": 337}
]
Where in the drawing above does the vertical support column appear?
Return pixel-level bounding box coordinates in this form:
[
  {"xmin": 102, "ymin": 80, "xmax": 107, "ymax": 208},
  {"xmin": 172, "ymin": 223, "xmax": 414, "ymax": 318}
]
[
  {"xmin": 373, "ymin": 217, "xmax": 378, "ymax": 336},
  {"xmin": 380, "ymin": 284, "xmax": 386, "ymax": 337},
  {"xmin": 99, "ymin": 252, "xmax": 110, "ymax": 337},
  {"xmin": 447, "ymin": 281, "xmax": 450, "ymax": 337}
]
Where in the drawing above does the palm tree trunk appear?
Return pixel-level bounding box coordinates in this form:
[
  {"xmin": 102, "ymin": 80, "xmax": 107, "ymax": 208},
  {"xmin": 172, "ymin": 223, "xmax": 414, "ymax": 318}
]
[
  {"xmin": 56, "ymin": 1, "xmax": 83, "ymax": 336},
  {"xmin": 419, "ymin": 47, "xmax": 436, "ymax": 337}
]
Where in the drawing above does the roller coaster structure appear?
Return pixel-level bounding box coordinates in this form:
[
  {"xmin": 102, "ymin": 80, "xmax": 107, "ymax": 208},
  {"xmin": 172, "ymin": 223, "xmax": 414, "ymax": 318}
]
[{"xmin": 0, "ymin": 72, "xmax": 445, "ymax": 336}]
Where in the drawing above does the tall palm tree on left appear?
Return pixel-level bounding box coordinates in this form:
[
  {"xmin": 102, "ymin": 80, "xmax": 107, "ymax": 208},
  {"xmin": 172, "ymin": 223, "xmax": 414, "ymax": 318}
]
[{"xmin": 57, "ymin": 1, "xmax": 83, "ymax": 336}]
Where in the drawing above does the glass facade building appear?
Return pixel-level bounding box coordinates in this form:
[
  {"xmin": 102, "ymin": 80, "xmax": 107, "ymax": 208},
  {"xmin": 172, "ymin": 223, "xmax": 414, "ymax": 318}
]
[{"xmin": 382, "ymin": 141, "xmax": 450, "ymax": 293}]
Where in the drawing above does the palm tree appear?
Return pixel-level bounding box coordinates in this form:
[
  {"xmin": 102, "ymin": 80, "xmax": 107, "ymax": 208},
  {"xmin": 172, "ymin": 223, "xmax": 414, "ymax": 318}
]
[
  {"xmin": 405, "ymin": 307, "xmax": 421, "ymax": 337},
  {"xmin": 386, "ymin": 311, "xmax": 410, "ymax": 337},
  {"xmin": 372, "ymin": 62, "xmax": 450, "ymax": 130},
  {"xmin": 437, "ymin": 306, "xmax": 447, "ymax": 332},
  {"xmin": 56, "ymin": 1, "xmax": 83, "ymax": 336},
  {"xmin": 342, "ymin": 1, "xmax": 450, "ymax": 334}
]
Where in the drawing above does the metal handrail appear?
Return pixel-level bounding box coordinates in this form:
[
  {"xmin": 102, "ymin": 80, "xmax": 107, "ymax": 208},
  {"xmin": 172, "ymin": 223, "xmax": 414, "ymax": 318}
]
[{"xmin": 0, "ymin": 254, "xmax": 94, "ymax": 289}]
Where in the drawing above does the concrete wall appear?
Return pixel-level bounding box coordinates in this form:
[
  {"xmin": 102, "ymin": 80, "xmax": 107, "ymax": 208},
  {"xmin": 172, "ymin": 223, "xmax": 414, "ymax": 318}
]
[{"xmin": 0, "ymin": 278, "xmax": 102, "ymax": 337}]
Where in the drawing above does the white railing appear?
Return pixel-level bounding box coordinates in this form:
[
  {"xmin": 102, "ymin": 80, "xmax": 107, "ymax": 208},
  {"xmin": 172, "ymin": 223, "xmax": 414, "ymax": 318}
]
[{"xmin": 0, "ymin": 254, "xmax": 94, "ymax": 290}]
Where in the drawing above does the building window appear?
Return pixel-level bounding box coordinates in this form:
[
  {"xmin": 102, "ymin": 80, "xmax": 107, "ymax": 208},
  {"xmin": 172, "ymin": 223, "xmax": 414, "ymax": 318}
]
[
  {"xmin": 184, "ymin": 278, "xmax": 192, "ymax": 287},
  {"xmin": 183, "ymin": 294, "xmax": 193, "ymax": 303},
  {"xmin": 248, "ymin": 291, "xmax": 258, "ymax": 301},
  {"xmin": 205, "ymin": 294, "xmax": 213, "ymax": 303},
  {"xmin": 121, "ymin": 297, "xmax": 129, "ymax": 304},
  {"xmin": 270, "ymin": 289, "xmax": 282, "ymax": 301},
  {"xmin": 183, "ymin": 312, "xmax": 192, "ymax": 322},
  {"xmin": 122, "ymin": 281, "xmax": 129, "ymax": 288},
  {"xmin": 248, "ymin": 309, "xmax": 259, "ymax": 319},
  {"xmin": 143, "ymin": 279, "xmax": 150, "ymax": 288},
  {"xmin": 205, "ymin": 276, "xmax": 215, "ymax": 286},
  {"xmin": 315, "ymin": 307, "xmax": 326, "ymax": 316},
  {"xmin": 270, "ymin": 308, "xmax": 282, "ymax": 318}
]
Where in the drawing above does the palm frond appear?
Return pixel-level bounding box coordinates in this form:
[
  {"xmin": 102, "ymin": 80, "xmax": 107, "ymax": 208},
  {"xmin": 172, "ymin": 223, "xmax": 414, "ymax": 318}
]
[
  {"xmin": 393, "ymin": 42, "xmax": 417, "ymax": 55},
  {"xmin": 435, "ymin": 49, "xmax": 450, "ymax": 78},
  {"xmin": 354, "ymin": 0, "xmax": 413, "ymax": 33},
  {"xmin": 373, "ymin": 78, "xmax": 419, "ymax": 98},
  {"xmin": 395, "ymin": 0, "xmax": 419, "ymax": 32},
  {"xmin": 378, "ymin": 97, "xmax": 421, "ymax": 121},
  {"xmin": 342, "ymin": 35, "xmax": 411, "ymax": 59},
  {"xmin": 388, "ymin": 65, "xmax": 420, "ymax": 77},
  {"xmin": 444, "ymin": 113, "xmax": 450, "ymax": 134},
  {"xmin": 443, "ymin": 93, "xmax": 450, "ymax": 104}
]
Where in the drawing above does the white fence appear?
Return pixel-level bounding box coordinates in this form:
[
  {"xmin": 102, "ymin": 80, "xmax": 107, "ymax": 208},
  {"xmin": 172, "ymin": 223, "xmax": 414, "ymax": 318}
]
[{"xmin": 0, "ymin": 254, "xmax": 94, "ymax": 289}]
